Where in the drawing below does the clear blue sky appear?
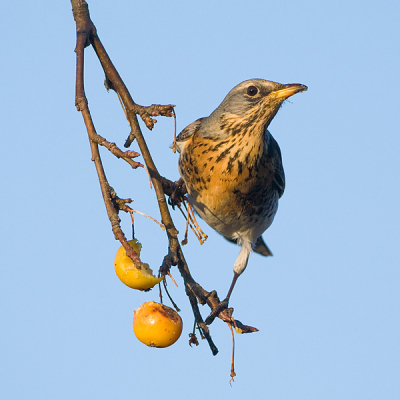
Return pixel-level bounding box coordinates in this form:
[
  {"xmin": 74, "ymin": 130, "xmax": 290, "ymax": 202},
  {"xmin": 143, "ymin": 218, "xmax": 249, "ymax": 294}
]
[{"xmin": 1, "ymin": 1, "xmax": 399, "ymax": 399}]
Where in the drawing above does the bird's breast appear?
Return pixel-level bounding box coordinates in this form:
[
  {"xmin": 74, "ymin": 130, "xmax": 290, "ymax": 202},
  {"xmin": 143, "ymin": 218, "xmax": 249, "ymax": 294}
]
[{"xmin": 178, "ymin": 130, "xmax": 279, "ymax": 239}]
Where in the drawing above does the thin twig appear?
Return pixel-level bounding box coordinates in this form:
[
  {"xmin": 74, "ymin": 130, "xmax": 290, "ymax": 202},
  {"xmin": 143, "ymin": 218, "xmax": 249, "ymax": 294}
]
[
  {"xmin": 92, "ymin": 133, "xmax": 142, "ymax": 169},
  {"xmin": 163, "ymin": 279, "xmax": 180, "ymax": 312},
  {"xmin": 228, "ymin": 323, "xmax": 236, "ymax": 384},
  {"xmin": 185, "ymin": 201, "xmax": 208, "ymax": 243},
  {"xmin": 142, "ymin": 164, "xmax": 153, "ymax": 189},
  {"xmin": 167, "ymin": 271, "xmax": 178, "ymax": 287},
  {"xmin": 129, "ymin": 210, "xmax": 165, "ymax": 231},
  {"xmin": 172, "ymin": 108, "xmax": 177, "ymax": 153},
  {"xmin": 158, "ymin": 282, "xmax": 163, "ymax": 304},
  {"xmin": 181, "ymin": 203, "xmax": 191, "ymax": 245}
]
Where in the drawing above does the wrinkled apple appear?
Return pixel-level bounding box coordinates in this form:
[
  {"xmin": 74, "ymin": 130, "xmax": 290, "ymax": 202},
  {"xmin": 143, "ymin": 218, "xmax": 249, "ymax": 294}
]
[{"xmin": 133, "ymin": 301, "xmax": 183, "ymax": 348}]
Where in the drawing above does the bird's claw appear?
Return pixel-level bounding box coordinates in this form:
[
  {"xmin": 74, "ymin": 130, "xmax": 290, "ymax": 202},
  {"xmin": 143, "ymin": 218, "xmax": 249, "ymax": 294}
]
[
  {"xmin": 205, "ymin": 298, "xmax": 230, "ymax": 325},
  {"xmin": 167, "ymin": 179, "xmax": 187, "ymax": 209}
]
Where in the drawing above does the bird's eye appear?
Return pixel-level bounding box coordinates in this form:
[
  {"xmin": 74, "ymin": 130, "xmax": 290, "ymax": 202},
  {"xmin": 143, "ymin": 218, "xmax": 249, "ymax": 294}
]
[{"xmin": 247, "ymin": 86, "xmax": 258, "ymax": 96}]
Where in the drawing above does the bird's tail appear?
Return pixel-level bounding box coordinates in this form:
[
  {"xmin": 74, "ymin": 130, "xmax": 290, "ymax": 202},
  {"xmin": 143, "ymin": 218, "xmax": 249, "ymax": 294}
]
[
  {"xmin": 224, "ymin": 235, "xmax": 273, "ymax": 257},
  {"xmin": 253, "ymin": 236, "xmax": 273, "ymax": 257}
]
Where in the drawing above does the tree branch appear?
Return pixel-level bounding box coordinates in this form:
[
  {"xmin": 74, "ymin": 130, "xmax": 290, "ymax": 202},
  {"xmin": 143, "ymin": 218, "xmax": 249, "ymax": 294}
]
[
  {"xmin": 72, "ymin": 0, "xmax": 140, "ymax": 267},
  {"xmin": 71, "ymin": 0, "xmax": 258, "ymax": 357}
]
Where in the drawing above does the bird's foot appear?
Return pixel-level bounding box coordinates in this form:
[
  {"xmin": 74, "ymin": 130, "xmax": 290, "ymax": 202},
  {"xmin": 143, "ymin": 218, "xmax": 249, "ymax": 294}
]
[
  {"xmin": 207, "ymin": 303, "xmax": 259, "ymax": 333},
  {"xmin": 165, "ymin": 177, "xmax": 187, "ymax": 209},
  {"xmin": 203, "ymin": 292, "xmax": 259, "ymax": 333},
  {"xmin": 205, "ymin": 297, "xmax": 230, "ymax": 325},
  {"xmin": 163, "ymin": 177, "xmax": 207, "ymax": 245}
]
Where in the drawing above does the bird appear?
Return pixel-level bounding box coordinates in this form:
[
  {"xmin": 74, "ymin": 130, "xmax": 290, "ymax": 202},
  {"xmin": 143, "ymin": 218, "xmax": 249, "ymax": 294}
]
[{"xmin": 174, "ymin": 79, "xmax": 307, "ymax": 317}]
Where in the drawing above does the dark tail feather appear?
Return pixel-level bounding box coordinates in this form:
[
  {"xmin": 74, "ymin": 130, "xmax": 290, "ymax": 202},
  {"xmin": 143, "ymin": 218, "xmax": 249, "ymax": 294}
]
[
  {"xmin": 253, "ymin": 236, "xmax": 273, "ymax": 257},
  {"xmin": 224, "ymin": 235, "xmax": 273, "ymax": 257}
]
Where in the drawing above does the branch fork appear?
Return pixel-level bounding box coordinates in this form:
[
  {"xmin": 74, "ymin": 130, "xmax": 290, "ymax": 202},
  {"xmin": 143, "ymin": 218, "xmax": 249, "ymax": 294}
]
[{"xmin": 71, "ymin": 0, "xmax": 258, "ymax": 361}]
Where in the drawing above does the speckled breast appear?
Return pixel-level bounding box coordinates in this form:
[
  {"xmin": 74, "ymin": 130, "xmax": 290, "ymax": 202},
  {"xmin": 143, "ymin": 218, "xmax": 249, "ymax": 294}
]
[{"xmin": 178, "ymin": 133, "xmax": 279, "ymax": 240}]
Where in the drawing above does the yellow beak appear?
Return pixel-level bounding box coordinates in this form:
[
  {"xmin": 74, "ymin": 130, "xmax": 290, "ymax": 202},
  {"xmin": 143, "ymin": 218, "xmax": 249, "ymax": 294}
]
[{"xmin": 273, "ymin": 83, "xmax": 308, "ymax": 100}]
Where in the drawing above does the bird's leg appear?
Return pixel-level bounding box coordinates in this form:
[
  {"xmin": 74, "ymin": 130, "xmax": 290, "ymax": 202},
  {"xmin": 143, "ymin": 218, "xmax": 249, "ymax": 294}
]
[
  {"xmin": 204, "ymin": 271, "xmax": 259, "ymax": 333},
  {"xmin": 205, "ymin": 242, "xmax": 251, "ymax": 324},
  {"xmin": 226, "ymin": 272, "xmax": 240, "ymax": 300},
  {"xmin": 205, "ymin": 272, "xmax": 240, "ymax": 325}
]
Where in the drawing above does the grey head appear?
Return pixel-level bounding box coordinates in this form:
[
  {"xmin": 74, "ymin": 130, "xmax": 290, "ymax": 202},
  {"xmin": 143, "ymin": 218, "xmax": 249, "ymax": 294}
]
[{"xmin": 199, "ymin": 79, "xmax": 307, "ymax": 139}]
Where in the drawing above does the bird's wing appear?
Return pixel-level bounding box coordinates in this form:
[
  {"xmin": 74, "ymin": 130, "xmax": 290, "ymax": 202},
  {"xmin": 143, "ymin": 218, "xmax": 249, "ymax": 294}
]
[
  {"xmin": 174, "ymin": 118, "xmax": 204, "ymax": 153},
  {"xmin": 269, "ymin": 134, "xmax": 285, "ymax": 198},
  {"xmin": 224, "ymin": 236, "xmax": 273, "ymax": 257}
]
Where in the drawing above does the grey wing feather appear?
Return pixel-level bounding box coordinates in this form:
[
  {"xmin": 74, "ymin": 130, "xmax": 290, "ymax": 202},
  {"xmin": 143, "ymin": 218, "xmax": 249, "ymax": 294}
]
[{"xmin": 174, "ymin": 118, "xmax": 204, "ymax": 153}]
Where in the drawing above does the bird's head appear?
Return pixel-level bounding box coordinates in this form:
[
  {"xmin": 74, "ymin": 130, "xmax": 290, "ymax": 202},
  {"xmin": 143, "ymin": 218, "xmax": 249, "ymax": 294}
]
[{"xmin": 202, "ymin": 79, "xmax": 307, "ymax": 139}]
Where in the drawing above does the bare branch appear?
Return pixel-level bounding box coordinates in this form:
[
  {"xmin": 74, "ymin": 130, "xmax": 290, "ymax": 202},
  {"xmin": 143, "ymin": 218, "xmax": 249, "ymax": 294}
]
[
  {"xmin": 92, "ymin": 133, "xmax": 143, "ymax": 169},
  {"xmin": 71, "ymin": 0, "xmax": 257, "ymax": 358},
  {"xmin": 71, "ymin": 0, "xmax": 140, "ymax": 268}
]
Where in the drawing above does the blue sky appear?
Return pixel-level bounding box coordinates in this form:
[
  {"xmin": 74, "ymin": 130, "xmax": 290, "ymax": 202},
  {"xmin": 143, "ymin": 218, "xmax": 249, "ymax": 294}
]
[{"xmin": 1, "ymin": 1, "xmax": 399, "ymax": 399}]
